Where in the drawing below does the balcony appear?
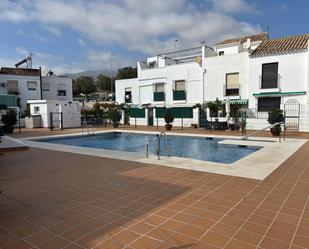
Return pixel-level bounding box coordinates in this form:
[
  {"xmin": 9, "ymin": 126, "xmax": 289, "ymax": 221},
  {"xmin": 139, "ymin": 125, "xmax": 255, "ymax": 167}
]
[
  {"xmin": 7, "ymin": 89, "xmax": 19, "ymax": 95},
  {"xmin": 173, "ymin": 90, "xmax": 186, "ymax": 101},
  {"xmin": 153, "ymin": 92, "xmax": 165, "ymax": 101},
  {"xmin": 224, "ymin": 85, "xmax": 240, "ymax": 97}
]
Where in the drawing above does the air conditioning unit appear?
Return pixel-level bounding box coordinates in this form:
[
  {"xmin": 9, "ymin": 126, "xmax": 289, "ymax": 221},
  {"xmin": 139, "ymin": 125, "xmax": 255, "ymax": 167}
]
[{"xmin": 0, "ymin": 82, "xmax": 6, "ymax": 87}]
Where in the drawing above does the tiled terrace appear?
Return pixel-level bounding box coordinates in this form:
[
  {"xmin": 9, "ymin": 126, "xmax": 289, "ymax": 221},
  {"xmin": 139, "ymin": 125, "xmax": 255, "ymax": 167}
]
[{"xmin": 1, "ymin": 127, "xmax": 309, "ymax": 249}]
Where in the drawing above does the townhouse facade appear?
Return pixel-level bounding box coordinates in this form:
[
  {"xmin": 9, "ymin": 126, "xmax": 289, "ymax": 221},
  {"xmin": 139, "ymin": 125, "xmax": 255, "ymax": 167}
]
[
  {"xmin": 0, "ymin": 67, "xmax": 73, "ymax": 112},
  {"xmin": 116, "ymin": 32, "xmax": 309, "ymax": 131}
]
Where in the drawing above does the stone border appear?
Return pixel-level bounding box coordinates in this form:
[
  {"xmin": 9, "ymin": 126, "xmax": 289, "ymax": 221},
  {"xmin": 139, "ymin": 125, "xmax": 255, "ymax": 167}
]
[{"xmin": 21, "ymin": 130, "xmax": 307, "ymax": 180}]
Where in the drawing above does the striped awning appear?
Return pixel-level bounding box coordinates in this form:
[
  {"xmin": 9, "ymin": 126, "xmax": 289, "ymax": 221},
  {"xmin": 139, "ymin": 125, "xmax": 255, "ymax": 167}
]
[
  {"xmin": 253, "ymin": 91, "xmax": 306, "ymax": 98},
  {"xmin": 222, "ymin": 99, "xmax": 248, "ymax": 105}
]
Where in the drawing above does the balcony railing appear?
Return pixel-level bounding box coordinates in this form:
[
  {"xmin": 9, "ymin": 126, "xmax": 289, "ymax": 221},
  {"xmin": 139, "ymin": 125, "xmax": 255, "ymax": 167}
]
[
  {"xmin": 153, "ymin": 92, "xmax": 165, "ymax": 101},
  {"xmin": 7, "ymin": 89, "xmax": 19, "ymax": 95},
  {"xmin": 173, "ymin": 90, "xmax": 186, "ymax": 100},
  {"xmin": 224, "ymin": 85, "xmax": 240, "ymax": 97}
]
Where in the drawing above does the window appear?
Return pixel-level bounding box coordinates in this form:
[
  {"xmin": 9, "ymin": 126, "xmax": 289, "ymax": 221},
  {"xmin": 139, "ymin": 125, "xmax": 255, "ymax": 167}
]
[
  {"xmin": 173, "ymin": 80, "xmax": 186, "ymax": 100},
  {"xmin": 261, "ymin": 63, "xmax": 278, "ymax": 89},
  {"xmin": 154, "ymin": 83, "xmax": 164, "ymax": 92},
  {"xmin": 153, "ymin": 83, "xmax": 165, "ymax": 101},
  {"xmin": 57, "ymin": 84, "xmax": 66, "ymax": 96},
  {"xmin": 219, "ymin": 51, "xmax": 224, "ymax": 56},
  {"xmin": 42, "ymin": 83, "xmax": 50, "ymax": 91},
  {"xmin": 226, "ymin": 73, "xmax": 239, "ymax": 96},
  {"xmin": 148, "ymin": 62, "xmax": 156, "ymax": 68},
  {"xmin": 125, "ymin": 87, "xmax": 132, "ymax": 103},
  {"xmin": 27, "ymin": 81, "xmax": 37, "ymax": 90},
  {"xmin": 258, "ymin": 97, "xmax": 281, "ymax": 112},
  {"xmin": 34, "ymin": 106, "xmax": 40, "ymax": 114},
  {"xmin": 174, "ymin": 80, "xmax": 185, "ymax": 91},
  {"xmin": 58, "ymin": 90, "xmax": 66, "ymax": 96},
  {"xmin": 7, "ymin": 80, "xmax": 18, "ymax": 92}
]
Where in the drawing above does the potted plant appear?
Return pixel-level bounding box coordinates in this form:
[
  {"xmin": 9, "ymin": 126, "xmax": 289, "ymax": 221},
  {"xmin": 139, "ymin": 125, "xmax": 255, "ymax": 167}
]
[
  {"xmin": 108, "ymin": 107, "xmax": 121, "ymax": 128},
  {"xmin": 164, "ymin": 108, "xmax": 174, "ymax": 130},
  {"xmin": 268, "ymin": 108, "xmax": 284, "ymax": 136},
  {"xmin": 1, "ymin": 109, "xmax": 17, "ymax": 134}
]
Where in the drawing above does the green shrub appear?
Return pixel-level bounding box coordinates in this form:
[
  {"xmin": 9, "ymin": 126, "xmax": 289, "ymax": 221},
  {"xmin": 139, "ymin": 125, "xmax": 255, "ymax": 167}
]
[
  {"xmin": 1, "ymin": 110, "xmax": 17, "ymax": 134},
  {"xmin": 164, "ymin": 108, "xmax": 174, "ymax": 130}
]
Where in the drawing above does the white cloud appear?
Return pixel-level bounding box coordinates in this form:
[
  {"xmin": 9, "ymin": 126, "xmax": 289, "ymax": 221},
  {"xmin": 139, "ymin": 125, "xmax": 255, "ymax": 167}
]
[
  {"xmin": 85, "ymin": 50, "xmax": 135, "ymax": 70},
  {"xmin": 78, "ymin": 37, "xmax": 86, "ymax": 47},
  {"xmin": 0, "ymin": 0, "xmax": 262, "ymax": 56},
  {"xmin": 17, "ymin": 29, "xmax": 47, "ymax": 42},
  {"xmin": 208, "ymin": 0, "xmax": 255, "ymax": 14},
  {"xmin": 43, "ymin": 25, "xmax": 62, "ymax": 36}
]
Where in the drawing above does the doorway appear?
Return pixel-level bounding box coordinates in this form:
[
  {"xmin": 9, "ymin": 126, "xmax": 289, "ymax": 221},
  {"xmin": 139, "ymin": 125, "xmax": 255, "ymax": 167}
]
[{"xmin": 148, "ymin": 108, "xmax": 154, "ymax": 126}]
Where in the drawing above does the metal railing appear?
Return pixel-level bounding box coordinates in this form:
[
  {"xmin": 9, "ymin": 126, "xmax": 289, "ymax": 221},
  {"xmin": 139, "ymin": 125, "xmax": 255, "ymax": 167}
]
[
  {"xmin": 241, "ymin": 121, "xmax": 285, "ymax": 142},
  {"xmin": 156, "ymin": 131, "xmax": 171, "ymax": 159},
  {"xmin": 223, "ymin": 84, "xmax": 240, "ymax": 97},
  {"xmin": 244, "ymin": 108, "xmax": 269, "ymax": 119},
  {"xmin": 82, "ymin": 120, "xmax": 95, "ymax": 136}
]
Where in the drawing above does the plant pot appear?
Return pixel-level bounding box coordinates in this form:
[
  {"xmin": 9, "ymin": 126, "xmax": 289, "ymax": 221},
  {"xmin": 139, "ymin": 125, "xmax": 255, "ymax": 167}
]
[
  {"xmin": 165, "ymin": 123, "xmax": 172, "ymax": 130},
  {"xmin": 270, "ymin": 125, "xmax": 280, "ymax": 136}
]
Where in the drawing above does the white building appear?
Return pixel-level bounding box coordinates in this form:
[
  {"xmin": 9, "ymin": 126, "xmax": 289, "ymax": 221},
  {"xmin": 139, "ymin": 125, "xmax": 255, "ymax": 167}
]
[
  {"xmin": 28, "ymin": 100, "xmax": 81, "ymax": 128},
  {"xmin": 0, "ymin": 67, "xmax": 73, "ymax": 112},
  {"xmin": 116, "ymin": 32, "xmax": 309, "ymax": 131}
]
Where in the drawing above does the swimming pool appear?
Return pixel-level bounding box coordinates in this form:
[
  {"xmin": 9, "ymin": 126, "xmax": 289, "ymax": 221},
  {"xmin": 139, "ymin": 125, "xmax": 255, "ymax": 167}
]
[{"xmin": 38, "ymin": 132, "xmax": 261, "ymax": 164}]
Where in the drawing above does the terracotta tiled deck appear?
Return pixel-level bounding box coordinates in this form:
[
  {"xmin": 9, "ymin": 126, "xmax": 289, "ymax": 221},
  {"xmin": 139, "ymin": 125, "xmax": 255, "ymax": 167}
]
[{"xmin": 1, "ymin": 127, "xmax": 309, "ymax": 248}]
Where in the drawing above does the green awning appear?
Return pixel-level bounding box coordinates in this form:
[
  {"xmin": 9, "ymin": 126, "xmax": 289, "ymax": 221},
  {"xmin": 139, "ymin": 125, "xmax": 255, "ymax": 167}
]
[
  {"xmin": 253, "ymin": 91, "xmax": 306, "ymax": 98},
  {"xmin": 0, "ymin": 94, "xmax": 17, "ymax": 107}
]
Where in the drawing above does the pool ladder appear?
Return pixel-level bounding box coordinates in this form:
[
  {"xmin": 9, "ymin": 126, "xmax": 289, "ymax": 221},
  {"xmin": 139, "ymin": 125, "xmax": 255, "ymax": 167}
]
[
  {"xmin": 156, "ymin": 131, "xmax": 171, "ymax": 160},
  {"xmin": 82, "ymin": 121, "xmax": 95, "ymax": 136}
]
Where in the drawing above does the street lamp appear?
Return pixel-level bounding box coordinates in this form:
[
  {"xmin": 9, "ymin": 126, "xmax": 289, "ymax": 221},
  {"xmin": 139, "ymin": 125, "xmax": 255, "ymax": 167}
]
[
  {"xmin": 174, "ymin": 39, "xmax": 178, "ymax": 52},
  {"xmin": 110, "ymin": 53, "xmax": 115, "ymax": 95}
]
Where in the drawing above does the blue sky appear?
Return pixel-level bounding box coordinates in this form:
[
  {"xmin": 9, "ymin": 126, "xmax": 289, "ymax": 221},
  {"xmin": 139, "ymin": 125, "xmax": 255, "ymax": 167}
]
[{"xmin": 0, "ymin": 0, "xmax": 308, "ymax": 75}]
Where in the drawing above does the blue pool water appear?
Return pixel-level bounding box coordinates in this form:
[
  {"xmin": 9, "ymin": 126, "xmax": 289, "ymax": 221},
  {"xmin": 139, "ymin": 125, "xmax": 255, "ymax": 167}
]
[{"xmin": 38, "ymin": 132, "xmax": 260, "ymax": 164}]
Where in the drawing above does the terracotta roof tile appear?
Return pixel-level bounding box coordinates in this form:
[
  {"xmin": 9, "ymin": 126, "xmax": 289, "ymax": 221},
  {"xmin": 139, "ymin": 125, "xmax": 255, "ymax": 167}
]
[
  {"xmin": 0, "ymin": 67, "xmax": 40, "ymax": 76},
  {"xmin": 251, "ymin": 34, "xmax": 309, "ymax": 56},
  {"xmin": 215, "ymin": 32, "xmax": 269, "ymax": 46}
]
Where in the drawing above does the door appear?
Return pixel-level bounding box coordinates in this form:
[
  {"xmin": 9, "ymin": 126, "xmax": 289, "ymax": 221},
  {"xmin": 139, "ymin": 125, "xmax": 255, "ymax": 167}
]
[{"xmin": 148, "ymin": 108, "xmax": 154, "ymax": 126}]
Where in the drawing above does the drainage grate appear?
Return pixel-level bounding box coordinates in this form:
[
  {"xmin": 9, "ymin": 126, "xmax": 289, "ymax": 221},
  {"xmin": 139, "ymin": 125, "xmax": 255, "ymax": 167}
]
[{"xmin": 112, "ymin": 180, "xmax": 125, "ymax": 187}]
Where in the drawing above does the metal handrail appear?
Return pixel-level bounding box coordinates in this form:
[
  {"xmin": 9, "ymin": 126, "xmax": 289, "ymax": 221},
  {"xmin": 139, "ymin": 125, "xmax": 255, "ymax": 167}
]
[
  {"xmin": 82, "ymin": 120, "xmax": 95, "ymax": 136},
  {"xmin": 241, "ymin": 121, "xmax": 285, "ymax": 142}
]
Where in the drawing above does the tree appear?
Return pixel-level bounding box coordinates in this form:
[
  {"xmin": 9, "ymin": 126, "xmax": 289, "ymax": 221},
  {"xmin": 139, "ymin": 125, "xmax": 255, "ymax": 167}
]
[
  {"xmin": 96, "ymin": 74, "xmax": 114, "ymax": 92},
  {"xmin": 116, "ymin": 67, "xmax": 137, "ymax": 80},
  {"xmin": 73, "ymin": 76, "xmax": 97, "ymax": 96},
  {"xmin": 164, "ymin": 108, "xmax": 174, "ymax": 130}
]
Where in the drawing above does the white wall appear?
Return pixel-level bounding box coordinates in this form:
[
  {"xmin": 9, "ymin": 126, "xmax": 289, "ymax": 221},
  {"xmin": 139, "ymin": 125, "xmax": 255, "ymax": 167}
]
[
  {"xmin": 0, "ymin": 74, "xmax": 41, "ymax": 111},
  {"xmin": 115, "ymin": 78, "xmax": 138, "ymax": 104},
  {"xmin": 249, "ymin": 51, "xmax": 308, "ymax": 108},
  {"xmin": 29, "ymin": 100, "xmax": 81, "ymax": 128},
  {"xmin": 42, "ymin": 75, "xmax": 73, "ymax": 102},
  {"xmin": 203, "ymin": 52, "xmax": 249, "ymax": 102}
]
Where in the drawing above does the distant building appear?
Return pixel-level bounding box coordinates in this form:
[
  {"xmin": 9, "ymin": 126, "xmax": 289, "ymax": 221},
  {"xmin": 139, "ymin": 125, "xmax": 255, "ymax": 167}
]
[{"xmin": 0, "ymin": 67, "xmax": 73, "ymax": 112}]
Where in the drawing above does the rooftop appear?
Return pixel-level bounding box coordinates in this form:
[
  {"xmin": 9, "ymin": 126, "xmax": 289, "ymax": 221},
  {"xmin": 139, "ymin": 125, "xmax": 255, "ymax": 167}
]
[
  {"xmin": 0, "ymin": 67, "xmax": 40, "ymax": 77},
  {"xmin": 251, "ymin": 34, "xmax": 309, "ymax": 56},
  {"xmin": 215, "ymin": 32, "xmax": 269, "ymax": 46}
]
